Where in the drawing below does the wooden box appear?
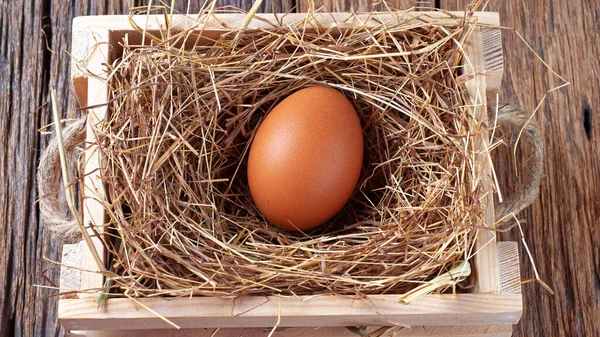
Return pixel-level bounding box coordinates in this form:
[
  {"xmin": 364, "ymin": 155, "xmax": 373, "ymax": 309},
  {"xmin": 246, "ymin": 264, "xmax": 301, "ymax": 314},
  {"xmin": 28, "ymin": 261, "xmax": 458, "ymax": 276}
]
[{"xmin": 59, "ymin": 11, "xmax": 521, "ymax": 337}]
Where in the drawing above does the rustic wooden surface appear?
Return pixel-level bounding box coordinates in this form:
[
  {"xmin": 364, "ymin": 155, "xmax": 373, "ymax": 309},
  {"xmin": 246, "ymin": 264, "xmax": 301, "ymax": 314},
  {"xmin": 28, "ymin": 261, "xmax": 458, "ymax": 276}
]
[{"xmin": 0, "ymin": 1, "xmax": 598, "ymax": 336}]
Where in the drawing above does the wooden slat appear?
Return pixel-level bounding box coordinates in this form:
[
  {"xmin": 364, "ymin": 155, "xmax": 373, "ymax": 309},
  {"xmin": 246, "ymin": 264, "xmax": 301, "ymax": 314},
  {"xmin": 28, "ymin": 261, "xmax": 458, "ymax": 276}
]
[
  {"xmin": 498, "ymin": 242, "xmax": 521, "ymax": 295},
  {"xmin": 67, "ymin": 324, "xmax": 513, "ymax": 337},
  {"xmin": 481, "ymin": 25, "xmax": 504, "ymax": 93},
  {"xmin": 70, "ymin": 11, "xmax": 501, "ymax": 106},
  {"xmin": 71, "ymin": 11, "xmax": 502, "ymax": 31},
  {"xmin": 58, "ymin": 293, "xmax": 522, "ymax": 330},
  {"xmin": 60, "ymin": 242, "xmax": 86, "ymax": 299}
]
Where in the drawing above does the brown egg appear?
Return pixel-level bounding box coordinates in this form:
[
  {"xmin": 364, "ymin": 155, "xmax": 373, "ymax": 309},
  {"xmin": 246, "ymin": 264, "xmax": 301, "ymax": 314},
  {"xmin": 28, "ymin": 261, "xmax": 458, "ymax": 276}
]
[{"xmin": 247, "ymin": 86, "xmax": 363, "ymax": 231}]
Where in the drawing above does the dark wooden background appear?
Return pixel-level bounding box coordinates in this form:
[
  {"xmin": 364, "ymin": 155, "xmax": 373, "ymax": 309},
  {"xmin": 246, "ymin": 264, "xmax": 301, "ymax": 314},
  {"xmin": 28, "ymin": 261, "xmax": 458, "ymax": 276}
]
[{"xmin": 1, "ymin": 0, "xmax": 598, "ymax": 336}]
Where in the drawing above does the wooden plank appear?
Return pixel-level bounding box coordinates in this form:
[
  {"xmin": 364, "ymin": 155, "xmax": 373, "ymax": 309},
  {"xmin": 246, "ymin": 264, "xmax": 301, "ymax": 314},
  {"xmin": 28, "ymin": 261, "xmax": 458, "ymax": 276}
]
[
  {"xmin": 464, "ymin": 27, "xmax": 499, "ymax": 294},
  {"xmin": 481, "ymin": 25, "xmax": 503, "ymax": 93},
  {"xmin": 79, "ymin": 28, "xmax": 110, "ymax": 297},
  {"xmin": 58, "ymin": 293, "xmax": 522, "ymax": 330},
  {"xmin": 60, "ymin": 242, "xmax": 87, "ymax": 299},
  {"xmin": 71, "ymin": 11, "xmax": 502, "ymax": 32},
  {"xmin": 67, "ymin": 325, "xmax": 514, "ymax": 337},
  {"xmin": 498, "ymin": 242, "xmax": 521, "ymax": 295}
]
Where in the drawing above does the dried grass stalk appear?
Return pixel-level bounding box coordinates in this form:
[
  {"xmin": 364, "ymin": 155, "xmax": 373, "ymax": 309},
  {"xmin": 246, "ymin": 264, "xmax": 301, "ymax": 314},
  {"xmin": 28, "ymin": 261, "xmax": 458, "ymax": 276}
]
[{"xmin": 91, "ymin": 4, "xmax": 490, "ymax": 298}]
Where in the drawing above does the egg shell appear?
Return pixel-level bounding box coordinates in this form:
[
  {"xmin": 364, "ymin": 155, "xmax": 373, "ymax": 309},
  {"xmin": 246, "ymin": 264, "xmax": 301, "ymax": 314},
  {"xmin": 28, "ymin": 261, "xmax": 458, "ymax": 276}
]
[{"xmin": 247, "ymin": 86, "xmax": 363, "ymax": 231}]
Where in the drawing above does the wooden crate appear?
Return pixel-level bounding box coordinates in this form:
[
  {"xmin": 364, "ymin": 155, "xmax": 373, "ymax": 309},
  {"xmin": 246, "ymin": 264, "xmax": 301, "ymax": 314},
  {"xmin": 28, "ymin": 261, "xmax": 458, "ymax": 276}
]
[{"xmin": 59, "ymin": 11, "xmax": 521, "ymax": 337}]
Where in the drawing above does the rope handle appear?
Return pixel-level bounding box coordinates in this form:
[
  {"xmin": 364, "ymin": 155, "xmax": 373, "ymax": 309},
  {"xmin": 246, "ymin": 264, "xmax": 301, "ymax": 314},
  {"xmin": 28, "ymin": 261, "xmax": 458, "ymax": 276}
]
[{"xmin": 491, "ymin": 102, "xmax": 544, "ymax": 221}]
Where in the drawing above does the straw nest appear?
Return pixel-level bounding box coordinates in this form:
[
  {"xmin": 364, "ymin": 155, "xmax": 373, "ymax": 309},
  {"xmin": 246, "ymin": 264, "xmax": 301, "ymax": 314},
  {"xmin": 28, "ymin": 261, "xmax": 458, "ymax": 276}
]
[{"xmin": 92, "ymin": 5, "xmax": 492, "ymax": 298}]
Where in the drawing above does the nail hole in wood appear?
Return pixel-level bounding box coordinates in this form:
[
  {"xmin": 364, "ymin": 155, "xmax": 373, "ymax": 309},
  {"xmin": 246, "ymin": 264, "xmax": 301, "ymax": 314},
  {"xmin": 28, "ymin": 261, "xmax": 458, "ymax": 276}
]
[{"xmin": 582, "ymin": 100, "xmax": 592, "ymax": 141}]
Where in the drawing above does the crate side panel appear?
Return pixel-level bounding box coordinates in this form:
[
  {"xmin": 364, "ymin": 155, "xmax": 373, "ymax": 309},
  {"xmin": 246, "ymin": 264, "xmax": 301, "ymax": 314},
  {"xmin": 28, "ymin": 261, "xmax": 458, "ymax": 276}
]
[{"xmin": 59, "ymin": 294, "xmax": 522, "ymax": 330}]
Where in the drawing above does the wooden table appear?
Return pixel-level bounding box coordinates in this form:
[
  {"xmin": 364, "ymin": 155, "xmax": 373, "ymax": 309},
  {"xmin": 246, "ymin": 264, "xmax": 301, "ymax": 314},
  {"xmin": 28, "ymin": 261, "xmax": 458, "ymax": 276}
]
[{"xmin": 1, "ymin": 1, "xmax": 598, "ymax": 336}]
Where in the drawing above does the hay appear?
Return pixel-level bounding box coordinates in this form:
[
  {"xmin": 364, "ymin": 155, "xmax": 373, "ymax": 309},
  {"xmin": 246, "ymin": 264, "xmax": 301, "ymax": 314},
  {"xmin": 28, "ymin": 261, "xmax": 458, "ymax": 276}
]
[{"xmin": 90, "ymin": 4, "xmax": 492, "ymax": 297}]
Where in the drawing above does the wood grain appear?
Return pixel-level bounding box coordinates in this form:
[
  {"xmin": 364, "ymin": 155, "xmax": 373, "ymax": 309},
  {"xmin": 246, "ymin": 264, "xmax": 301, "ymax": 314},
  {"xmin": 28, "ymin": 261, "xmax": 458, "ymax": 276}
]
[
  {"xmin": 58, "ymin": 293, "xmax": 522, "ymax": 330},
  {"xmin": 1, "ymin": 1, "xmax": 598, "ymax": 337},
  {"xmin": 66, "ymin": 325, "xmax": 513, "ymax": 337},
  {"xmin": 497, "ymin": 242, "xmax": 521, "ymax": 295},
  {"xmin": 298, "ymin": 0, "xmax": 420, "ymax": 12},
  {"xmin": 0, "ymin": 1, "xmax": 62, "ymax": 336},
  {"xmin": 464, "ymin": 26, "xmax": 499, "ymax": 294},
  {"xmin": 79, "ymin": 28, "xmax": 110, "ymax": 296}
]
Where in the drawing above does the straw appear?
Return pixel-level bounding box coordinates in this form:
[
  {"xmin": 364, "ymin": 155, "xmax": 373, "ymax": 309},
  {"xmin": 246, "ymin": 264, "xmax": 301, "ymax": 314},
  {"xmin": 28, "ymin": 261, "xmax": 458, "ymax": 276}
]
[{"xmin": 87, "ymin": 3, "xmax": 491, "ymax": 298}]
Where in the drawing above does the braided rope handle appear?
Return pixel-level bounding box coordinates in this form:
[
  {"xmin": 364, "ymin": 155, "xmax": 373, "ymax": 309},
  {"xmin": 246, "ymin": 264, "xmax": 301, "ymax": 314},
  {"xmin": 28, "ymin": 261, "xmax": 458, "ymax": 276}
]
[
  {"xmin": 37, "ymin": 117, "xmax": 86, "ymax": 243},
  {"xmin": 37, "ymin": 103, "xmax": 543, "ymax": 242}
]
